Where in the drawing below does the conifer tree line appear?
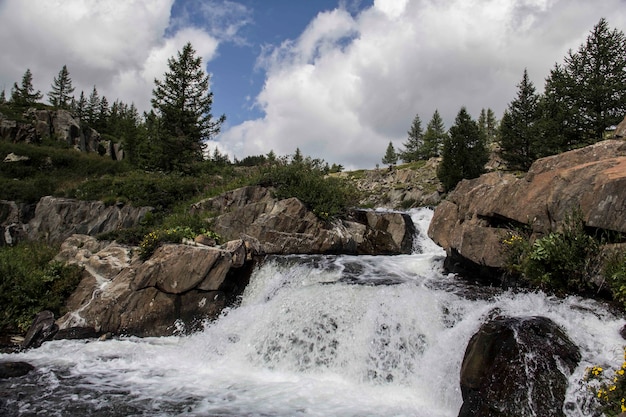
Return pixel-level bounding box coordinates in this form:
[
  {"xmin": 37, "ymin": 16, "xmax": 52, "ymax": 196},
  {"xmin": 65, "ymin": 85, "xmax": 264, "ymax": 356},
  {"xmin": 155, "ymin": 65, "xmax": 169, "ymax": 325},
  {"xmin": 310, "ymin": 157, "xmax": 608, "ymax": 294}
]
[
  {"xmin": 393, "ymin": 18, "xmax": 626, "ymax": 190},
  {"xmin": 0, "ymin": 42, "xmax": 227, "ymax": 172}
]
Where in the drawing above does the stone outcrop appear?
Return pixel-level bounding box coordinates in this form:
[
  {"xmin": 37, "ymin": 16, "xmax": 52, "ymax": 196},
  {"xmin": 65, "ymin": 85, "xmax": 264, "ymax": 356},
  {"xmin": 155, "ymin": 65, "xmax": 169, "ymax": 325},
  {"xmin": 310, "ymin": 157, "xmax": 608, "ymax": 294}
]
[
  {"xmin": 0, "ymin": 109, "xmax": 122, "ymax": 160},
  {"xmin": 1, "ymin": 196, "xmax": 152, "ymax": 245},
  {"xmin": 459, "ymin": 316, "xmax": 580, "ymax": 417},
  {"xmin": 338, "ymin": 159, "xmax": 442, "ymax": 209},
  {"xmin": 55, "ymin": 235, "xmax": 256, "ymax": 337},
  {"xmin": 190, "ymin": 186, "xmax": 416, "ymax": 255},
  {"xmin": 428, "ymin": 140, "xmax": 626, "ymax": 271}
]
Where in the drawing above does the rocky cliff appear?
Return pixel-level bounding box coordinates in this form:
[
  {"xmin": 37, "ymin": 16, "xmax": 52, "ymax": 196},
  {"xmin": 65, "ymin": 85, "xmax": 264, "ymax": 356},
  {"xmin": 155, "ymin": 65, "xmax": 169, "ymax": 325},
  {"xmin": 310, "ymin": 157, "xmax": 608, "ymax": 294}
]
[
  {"xmin": 1, "ymin": 196, "xmax": 152, "ymax": 246},
  {"xmin": 428, "ymin": 139, "xmax": 626, "ymax": 274},
  {"xmin": 190, "ymin": 185, "xmax": 416, "ymax": 255},
  {"xmin": 0, "ymin": 108, "xmax": 122, "ymax": 160}
]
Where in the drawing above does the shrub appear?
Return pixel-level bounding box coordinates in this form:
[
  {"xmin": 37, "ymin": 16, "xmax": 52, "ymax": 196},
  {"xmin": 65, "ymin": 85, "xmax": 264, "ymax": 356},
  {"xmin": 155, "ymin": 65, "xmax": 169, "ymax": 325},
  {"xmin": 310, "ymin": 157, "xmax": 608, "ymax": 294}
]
[
  {"xmin": 501, "ymin": 210, "xmax": 600, "ymax": 293},
  {"xmin": 0, "ymin": 242, "xmax": 83, "ymax": 333},
  {"xmin": 138, "ymin": 226, "xmax": 221, "ymax": 260},
  {"xmin": 603, "ymin": 249, "xmax": 626, "ymax": 308},
  {"xmin": 257, "ymin": 162, "xmax": 360, "ymax": 219}
]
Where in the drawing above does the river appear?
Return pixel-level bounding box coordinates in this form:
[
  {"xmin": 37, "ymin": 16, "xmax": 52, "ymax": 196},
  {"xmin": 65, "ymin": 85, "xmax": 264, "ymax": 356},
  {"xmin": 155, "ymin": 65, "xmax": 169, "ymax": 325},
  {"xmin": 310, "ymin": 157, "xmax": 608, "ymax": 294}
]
[{"xmin": 1, "ymin": 208, "xmax": 624, "ymax": 416}]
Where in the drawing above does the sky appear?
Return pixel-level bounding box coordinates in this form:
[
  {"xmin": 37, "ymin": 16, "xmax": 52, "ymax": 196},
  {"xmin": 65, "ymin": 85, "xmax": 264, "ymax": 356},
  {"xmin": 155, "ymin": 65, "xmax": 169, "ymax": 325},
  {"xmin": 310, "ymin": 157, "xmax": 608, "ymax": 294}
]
[{"xmin": 1, "ymin": 0, "xmax": 625, "ymax": 169}]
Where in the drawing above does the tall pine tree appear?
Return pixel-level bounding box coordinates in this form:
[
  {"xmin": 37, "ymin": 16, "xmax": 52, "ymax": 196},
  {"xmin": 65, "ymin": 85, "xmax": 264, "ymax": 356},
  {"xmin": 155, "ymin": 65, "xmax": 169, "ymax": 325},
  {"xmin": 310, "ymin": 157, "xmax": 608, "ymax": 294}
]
[
  {"xmin": 437, "ymin": 107, "xmax": 488, "ymax": 191},
  {"xmin": 11, "ymin": 69, "xmax": 42, "ymax": 107},
  {"xmin": 48, "ymin": 65, "xmax": 75, "ymax": 109},
  {"xmin": 399, "ymin": 113, "xmax": 423, "ymax": 162},
  {"xmin": 422, "ymin": 110, "xmax": 447, "ymax": 158},
  {"xmin": 151, "ymin": 42, "xmax": 226, "ymax": 171},
  {"xmin": 500, "ymin": 69, "xmax": 541, "ymax": 171},
  {"xmin": 382, "ymin": 141, "xmax": 398, "ymax": 166}
]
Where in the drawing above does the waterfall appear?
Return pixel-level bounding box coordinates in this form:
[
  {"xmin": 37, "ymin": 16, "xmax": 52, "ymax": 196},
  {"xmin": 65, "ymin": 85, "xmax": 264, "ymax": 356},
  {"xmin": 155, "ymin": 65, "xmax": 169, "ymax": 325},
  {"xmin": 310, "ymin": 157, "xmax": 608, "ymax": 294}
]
[{"xmin": 1, "ymin": 208, "xmax": 624, "ymax": 417}]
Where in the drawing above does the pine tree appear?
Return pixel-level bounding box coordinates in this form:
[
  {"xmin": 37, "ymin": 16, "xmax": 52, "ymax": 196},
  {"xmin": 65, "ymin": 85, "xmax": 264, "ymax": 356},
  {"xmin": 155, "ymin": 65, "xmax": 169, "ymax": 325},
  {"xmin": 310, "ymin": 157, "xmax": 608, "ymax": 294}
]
[
  {"xmin": 0, "ymin": 90, "xmax": 5, "ymax": 105},
  {"xmin": 500, "ymin": 69, "xmax": 541, "ymax": 171},
  {"xmin": 437, "ymin": 107, "xmax": 488, "ymax": 191},
  {"xmin": 48, "ymin": 65, "xmax": 75, "ymax": 109},
  {"xmin": 543, "ymin": 18, "xmax": 626, "ymax": 146},
  {"xmin": 486, "ymin": 108, "xmax": 498, "ymax": 143},
  {"xmin": 72, "ymin": 91, "xmax": 87, "ymax": 121},
  {"xmin": 399, "ymin": 113, "xmax": 423, "ymax": 162},
  {"xmin": 382, "ymin": 141, "xmax": 398, "ymax": 166},
  {"xmin": 85, "ymin": 86, "xmax": 101, "ymax": 125},
  {"xmin": 151, "ymin": 42, "xmax": 226, "ymax": 170},
  {"xmin": 422, "ymin": 110, "xmax": 447, "ymax": 158},
  {"xmin": 10, "ymin": 69, "xmax": 42, "ymax": 106}
]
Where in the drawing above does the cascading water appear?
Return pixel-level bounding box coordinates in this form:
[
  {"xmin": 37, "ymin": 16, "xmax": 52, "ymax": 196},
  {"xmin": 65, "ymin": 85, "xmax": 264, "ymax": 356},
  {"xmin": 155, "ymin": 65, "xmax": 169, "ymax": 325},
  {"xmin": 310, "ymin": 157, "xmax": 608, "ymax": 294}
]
[{"xmin": 1, "ymin": 208, "xmax": 624, "ymax": 416}]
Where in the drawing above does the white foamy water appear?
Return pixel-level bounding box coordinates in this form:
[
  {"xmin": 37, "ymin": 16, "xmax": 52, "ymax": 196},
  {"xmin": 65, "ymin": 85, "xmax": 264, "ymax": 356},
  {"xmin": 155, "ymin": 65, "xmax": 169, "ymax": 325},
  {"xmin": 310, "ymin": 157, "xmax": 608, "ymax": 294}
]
[{"xmin": 1, "ymin": 208, "xmax": 624, "ymax": 416}]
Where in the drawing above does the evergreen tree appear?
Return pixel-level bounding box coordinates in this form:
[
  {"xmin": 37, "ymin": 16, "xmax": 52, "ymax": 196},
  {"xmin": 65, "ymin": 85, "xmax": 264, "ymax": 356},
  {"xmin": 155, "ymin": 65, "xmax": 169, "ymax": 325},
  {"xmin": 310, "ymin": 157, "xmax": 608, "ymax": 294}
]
[
  {"xmin": 382, "ymin": 141, "xmax": 398, "ymax": 166},
  {"xmin": 48, "ymin": 65, "xmax": 75, "ymax": 109},
  {"xmin": 399, "ymin": 113, "xmax": 423, "ymax": 162},
  {"xmin": 543, "ymin": 18, "xmax": 626, "ymax": 146},
  {"xmin": 10, "ymin": 69, "xmax": 42, "ymax": 106},
  {"xmin": 500, "ymin": 69, "xmax": 541, "ymax": 171},
  {"xmin": 292, "ymin": 147, "xmax": 304, "ymax": 164},
  {"xmin": 422, "ymin": 110, "xmax": 447, "ymax": 158},
  {"xmin": 151, "ymin": 42, "xmax": 226, "ymax": 171},
  {"xmin": 437, "ymin": 107, "xmax": 488, "ymax": 191},
  {"xmin": 85, "ymin": 86, "xmax": 101, "ymax": 125},
  {"xmin": 72, "ymin": 91, "xmax": 87, "ymax": 121},
  {"xmin": 95, "ymin": 96, "xmax": 110, "ymax": 129},
  {"xmin": 0, "ymin": 90, "xmax": 5, "ymax": 105},
  {"xmin": 486, "ymin": 108, "xmax": 498, "ymax": 143}
]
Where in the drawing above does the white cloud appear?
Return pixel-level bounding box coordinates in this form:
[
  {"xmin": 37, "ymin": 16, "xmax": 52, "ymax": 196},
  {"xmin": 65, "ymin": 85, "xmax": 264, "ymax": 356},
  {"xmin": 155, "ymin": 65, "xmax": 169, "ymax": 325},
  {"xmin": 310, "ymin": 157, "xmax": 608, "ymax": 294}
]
[
  {"xmin": 219, "ymin": 0, "xmax": 626, "ymax": 169},
  {"xmin": 0, "ymin": 0, "xmax": 221, "ymax": 112}
]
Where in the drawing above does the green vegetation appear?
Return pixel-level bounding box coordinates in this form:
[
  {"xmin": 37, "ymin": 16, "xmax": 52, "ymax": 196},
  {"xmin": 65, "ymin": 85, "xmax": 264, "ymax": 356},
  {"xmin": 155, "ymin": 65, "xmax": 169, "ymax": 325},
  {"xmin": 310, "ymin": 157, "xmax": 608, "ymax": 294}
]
[
  {"xmin": 257, "ymin": 155, "xmax": 360, "ymax": 220},
  {"xmin": 586, "ymin": 353, "xmax": 626, "ymax": 416},
  {"xmin": 381, "ymin": 141, "xmax": 398, "ymax": 166},
  {"xmin": 437, "ymin": 107, "xmax": 488, "ymax": 191},
  {"xmin": 0, "ymin": 242, "xmax": 83, "ymax": 333},
  {"xmin": 399, "ymin": 114, "xmax": 423, "ymax": 162},
  {"xmin": 502, "ymin": 211, "xmax": 600, "ymax": 294}
]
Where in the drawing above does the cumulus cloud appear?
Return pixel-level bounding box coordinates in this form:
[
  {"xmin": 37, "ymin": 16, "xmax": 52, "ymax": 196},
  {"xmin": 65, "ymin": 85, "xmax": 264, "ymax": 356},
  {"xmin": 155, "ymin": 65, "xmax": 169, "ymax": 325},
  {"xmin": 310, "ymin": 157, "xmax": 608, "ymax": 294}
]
[
  {"xmin": 219, "ymin": 0, "xmax": 626, "ymax": 169},
  {"xmin": 0, "ymin": 0, "xmax": 223, "ymax": 112}
]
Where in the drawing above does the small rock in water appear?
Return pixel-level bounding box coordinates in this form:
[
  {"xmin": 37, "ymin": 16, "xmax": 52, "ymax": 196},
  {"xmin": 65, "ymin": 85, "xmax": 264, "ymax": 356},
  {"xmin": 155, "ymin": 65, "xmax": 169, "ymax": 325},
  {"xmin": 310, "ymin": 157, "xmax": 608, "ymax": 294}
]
[
  {"xmin": 0, "ymin": 361, "xmax": 34, "ymax": 379},
  {"xmin": 21, "ymin": 310, "xmax": 59, "ymax": 349}
]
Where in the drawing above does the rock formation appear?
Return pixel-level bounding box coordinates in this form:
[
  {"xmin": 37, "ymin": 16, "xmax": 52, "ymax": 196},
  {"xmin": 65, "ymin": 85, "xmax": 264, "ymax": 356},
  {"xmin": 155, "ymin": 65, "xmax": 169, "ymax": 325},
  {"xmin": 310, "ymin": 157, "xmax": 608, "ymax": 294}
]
[
  {"xmin": 1, "ymin": 196, "xmax": 152, "ymax": 246},
  {"xmin": 428, "ymin": 140, "xmax": 626, "ymax": 272},
  {"xmin": 0, "ymin": 108, "xmax": 122, "ymax": 160},
  {"xmin": 55, "ymin": 235, "xmax": 256, "ymax": 337},
  {"xmin": 459, "ymin": 315, "xmax": 580, "ymax": 417},
  {"xmin": 190, "ymin": 185, "xmax": 416, "ymax": 255}
]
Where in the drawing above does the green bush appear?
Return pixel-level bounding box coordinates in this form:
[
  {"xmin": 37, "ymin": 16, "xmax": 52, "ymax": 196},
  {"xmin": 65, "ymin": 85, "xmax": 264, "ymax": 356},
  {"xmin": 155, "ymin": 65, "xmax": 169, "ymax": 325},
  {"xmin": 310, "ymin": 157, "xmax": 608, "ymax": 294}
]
[
  {"xmin": 138, "ymin": 226, "xmax": 221, "ymax": 260},
  {"xmin": 603, "ymin": 249, "xmax": 626, "ymax": 308},
  {"xmin": 502, "ymin": 210, "xmax": 600, "ymax": 293},
  {"xmin": 0, "ymin": 242, "xmax": 83, "ymax": 333},
  {"xmin": 257, "ymin": 162, "xmax": 360, "ymax": 219}
]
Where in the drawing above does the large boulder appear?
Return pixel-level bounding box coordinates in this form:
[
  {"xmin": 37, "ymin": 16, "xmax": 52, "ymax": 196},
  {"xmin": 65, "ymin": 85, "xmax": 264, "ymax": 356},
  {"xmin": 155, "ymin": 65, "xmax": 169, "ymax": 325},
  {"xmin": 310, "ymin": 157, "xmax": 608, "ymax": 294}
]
[
  {"xmin": 55, "ymin": 235, "xmax": 256, "ymax": 337},
  {"xmin": 459, "ymin": 316, "xmax": 580, "ymax": 417},
  {"xmin": 428, "ymin": 140, "xmax": 626, "ymax": 271},
  {"xmin": 190, "ymin": 186, "xmax": 416, "ymax": 255}
]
